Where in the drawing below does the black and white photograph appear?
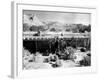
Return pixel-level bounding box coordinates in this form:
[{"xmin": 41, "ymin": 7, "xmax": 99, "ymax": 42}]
[{"xmin": 23, "ymin": 10, "xmax": 91, "ymax": 69}]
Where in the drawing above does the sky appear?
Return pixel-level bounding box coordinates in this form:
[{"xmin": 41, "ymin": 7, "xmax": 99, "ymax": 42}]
[{"xmin": 23, "ymin": 10, "xmax": 91, "ymax": 25}]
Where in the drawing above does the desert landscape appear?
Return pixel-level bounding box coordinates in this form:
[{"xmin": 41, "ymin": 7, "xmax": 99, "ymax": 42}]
[{"xmin": 22, "ymin": 10, "xmax": 91, "ymax": 69}]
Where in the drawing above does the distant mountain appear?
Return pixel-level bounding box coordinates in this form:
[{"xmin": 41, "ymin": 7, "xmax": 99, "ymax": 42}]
[
  {"xmin": 45, "ymin": 21, "xmax": 66, "ymax": 32},
  {"xmin": 23, "ymin": 14, "xmax": 66, "ymax": 32},
  {"xmin": 24, "ymin": 14, "xmax": 45, "ymax": 26},
  {"xmin": 23, "ymin": 14, "xmax": 49, "ymax": 31}
]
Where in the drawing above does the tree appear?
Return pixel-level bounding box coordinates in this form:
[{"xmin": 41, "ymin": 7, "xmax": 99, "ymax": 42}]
[
  {"xmin": 23, "ymin": 23, "xmax": 30, "ymax": 31},
  {"xmin": 50, "ymin": 28, "xmax": 56, "ymax": 32}
]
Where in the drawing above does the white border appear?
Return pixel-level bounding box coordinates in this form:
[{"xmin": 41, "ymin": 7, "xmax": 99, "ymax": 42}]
[{"xmin": 11, "ymin": 2, "xmax": 97, "ymax": 78}]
